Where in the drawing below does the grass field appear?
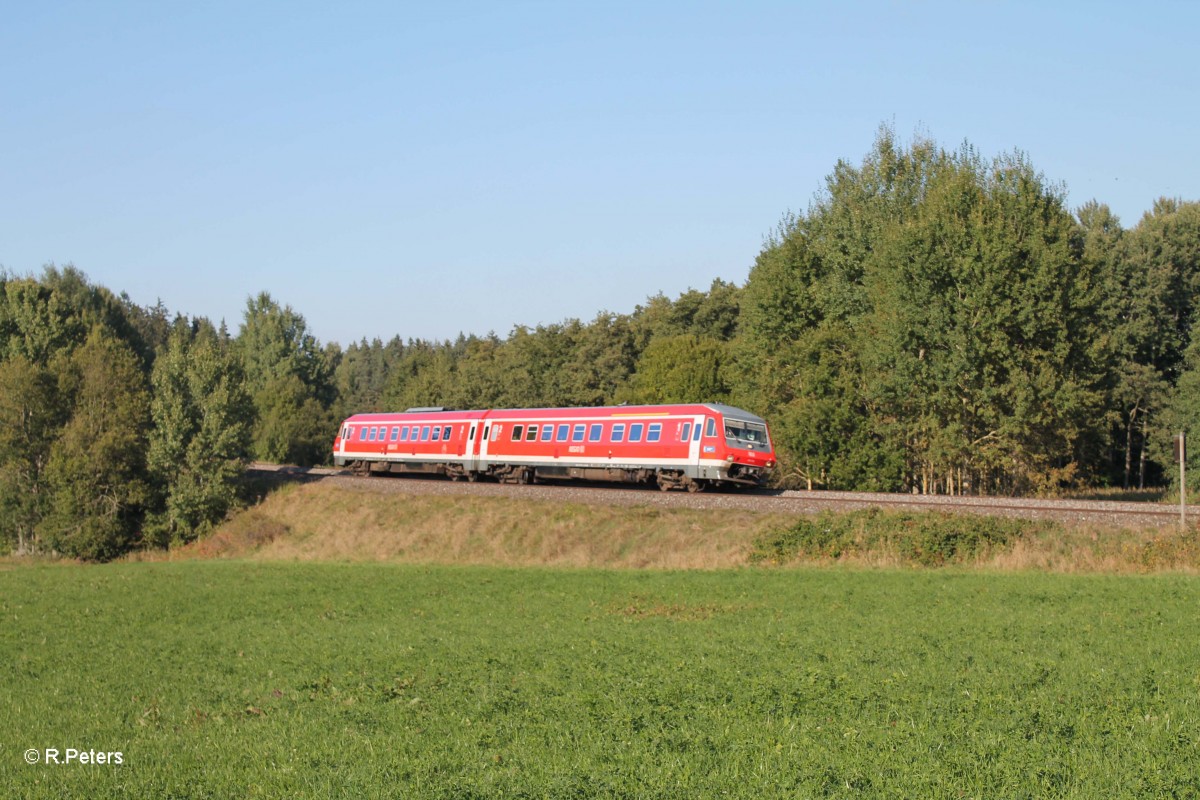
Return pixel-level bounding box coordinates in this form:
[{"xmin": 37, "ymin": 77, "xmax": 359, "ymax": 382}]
[{"xmin": 4, "ymin": 561, "xmax": 1199, "ymax": 798}]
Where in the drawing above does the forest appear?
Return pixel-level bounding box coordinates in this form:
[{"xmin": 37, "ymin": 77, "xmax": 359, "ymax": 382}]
[{"xmin": 3, "ymin": 129, "xmax": 1200, "ymax": 560}]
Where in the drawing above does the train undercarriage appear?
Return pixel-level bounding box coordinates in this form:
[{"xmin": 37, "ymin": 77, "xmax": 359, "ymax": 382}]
[{"xmin": 345, "ymin": 459, "xmax": 767, "ymax": 492}]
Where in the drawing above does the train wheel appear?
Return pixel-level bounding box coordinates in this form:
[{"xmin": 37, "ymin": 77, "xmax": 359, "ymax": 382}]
[
  {"xmin": 687, "ymin": 479, "xmax": 705, "ymax": 493},
  {"xmin": 466, "ymin": 471, "xmax": 478, "ymax": 483},
  {"xmin": 657, "ymin": 475, "xmax": 672, "ymax": 492}
]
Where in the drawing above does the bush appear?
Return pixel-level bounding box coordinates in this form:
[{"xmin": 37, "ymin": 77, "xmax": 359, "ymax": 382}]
[{"xmin": 749, "ymin": 509, "xmax": 1046, "ymax": 567}]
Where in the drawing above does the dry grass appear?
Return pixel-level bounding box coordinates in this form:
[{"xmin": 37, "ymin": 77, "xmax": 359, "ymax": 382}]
[
  {"xmin": 990, "ymin": 524, "xmax": 1200, "ymax": 574},
  {"xmin": 158, "ymin": 482, "xmax": 787, "ymax": 569},
  {"xmin": 1057, "ymin": 486, "xmax": 1169, "ymax": 503},
  {"xmin": 134, "ymin": 481, "xmax": 1200, "ymax": 573}
]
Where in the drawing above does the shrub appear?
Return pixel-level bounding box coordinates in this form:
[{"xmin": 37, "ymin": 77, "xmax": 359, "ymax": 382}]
[{"xmin": 749, "ymin": 509, "xmax": 1045, "ymax": 567}]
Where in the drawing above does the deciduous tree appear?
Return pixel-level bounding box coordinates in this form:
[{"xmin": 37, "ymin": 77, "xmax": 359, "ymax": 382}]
[{"xmin": 0, "ymin": 356, "xmax": 66, "ymax": 553}]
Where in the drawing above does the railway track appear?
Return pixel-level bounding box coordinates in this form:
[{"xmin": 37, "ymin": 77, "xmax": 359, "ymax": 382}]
[
  {"xmin": 249, "ymin": 464, "xmax": 1192, "ymax": 528},
  {"xmin": 750, "ymin": 488, "xmax": 1192, "ymax": 527}
]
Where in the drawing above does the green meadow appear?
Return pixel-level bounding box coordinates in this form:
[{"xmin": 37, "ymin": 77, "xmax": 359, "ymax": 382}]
[{"xmin": 3, "ymin": 561, "xmax": 1199, "ymax": 798}]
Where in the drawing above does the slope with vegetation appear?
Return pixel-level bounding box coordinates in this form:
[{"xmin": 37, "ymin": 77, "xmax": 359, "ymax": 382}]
[{"xmin": 146, "ymin": 480, "xmax": 1200, "ymax": 574}]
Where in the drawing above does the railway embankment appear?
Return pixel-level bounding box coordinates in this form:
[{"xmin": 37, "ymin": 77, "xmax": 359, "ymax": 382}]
[{"xmin": 152, "ymin": 471, "xmax": 1200, "ymax": 573}]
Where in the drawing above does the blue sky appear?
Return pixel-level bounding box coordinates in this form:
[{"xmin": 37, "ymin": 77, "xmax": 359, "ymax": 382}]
[{"xmin": 3, "ymin": 1, "xmax": 1196, "ymax": 346}]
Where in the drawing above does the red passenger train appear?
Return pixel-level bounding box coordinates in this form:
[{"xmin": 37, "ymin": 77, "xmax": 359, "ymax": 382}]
[{"xmin": 333, "ymin": 403, "xmax": 775, "ymax": 492}]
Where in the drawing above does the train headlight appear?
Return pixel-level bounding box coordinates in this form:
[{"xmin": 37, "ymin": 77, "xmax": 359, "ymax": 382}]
[
  {"xmin": 766, "ymin": 459, "xmax": 775, "ymax": 468},
  {"xmin": 726, "ymin": 455, "xmax": 735, "ymax": 462}
]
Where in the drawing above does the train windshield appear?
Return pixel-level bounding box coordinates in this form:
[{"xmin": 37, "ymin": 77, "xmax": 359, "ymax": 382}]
[{"xmin": 724, "ymin": 420, "xmax": 770, "ymax": 448}]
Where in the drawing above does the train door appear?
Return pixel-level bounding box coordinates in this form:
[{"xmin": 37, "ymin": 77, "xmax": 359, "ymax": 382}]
[
  {"xmin": 467, "ymin": 422, "xmax": 480, "ymax": 472},
  {"xmin": 339, "ymin": 425, "xmax": 350, "ymax": 458},
  {"xmin": 701, "ymin": 415, "xmax": 719, "ymax": 458},
  {"xmin": 478, "ymin": 418, "xmax": 494, "ymax": 471}
]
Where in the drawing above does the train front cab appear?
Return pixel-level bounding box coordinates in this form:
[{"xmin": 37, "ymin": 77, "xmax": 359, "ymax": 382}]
[{"xmin": 697, "ymin": 406, "xmax": 775, "ymax": 489}]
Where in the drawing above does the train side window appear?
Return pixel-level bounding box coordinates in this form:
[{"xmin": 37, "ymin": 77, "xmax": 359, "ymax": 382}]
[
  {"xmin": 588, "ymin": 423, "xmax": 602, "ymax": 442},
  {"xmin": 400, "ymin": 427, "xmax": 409, "ymax": 442},
  {"xmin": 469, "ymin": 426, "xmax": 475, "ymax": 441},
  {"xmin": 443, "ymin": 425, "xmax": 452, "ymax": 440},
  {"xmin": 611, "ymin": 423, "xmax": 625, "ymax": 443},
  {"xmin": 431, "ymin": 426, "xmax": 441, "ymax": 442},
  {"xmin": 420, "ymin": 426, "xmax": 430, "ymax": 441},
  {"xmin": 693, "ymin": 422, "xmax": 702, "ymax": 441},
  {"xmin": 390, "ymin": 426, "xmax": 400, "ymax": 441},
  {"xmin": 647, "ymin": 423, "xmax": 662, "ymax": 442},
  {"xmin": 706, "ymin": 417, "xmax": 716, "ymax": 437},
  {"xmin": 526, "ymin": 424, "xmax": 539, "ymax": 442},
  {"xmin": 556, "ymin": 424, "xmax": 569, "ymax": 441},
  {"xmin": 358, "ymin": 428, "xmax": 366, "ymax": 441},
  {"xmin": 540, "ymin": 425, "xmax": 553, "ymax": 442},
  {"xmin": 511, "ymin": 424, "xmax": 524, "ymax": 442},
  {"xmin": 483, "ymin": 425, "xmax": 490, "ymax": 440},
  {"xmin": 410, "ymin": 425, "xmax": 419, "ymax": 440},
  {"xmin": 369, "ymin": 427, "xmax": 378, "ymax": 441},
  {"xmin": 680, "ymin": 422, "xmax": 691, "ymax": 441},
  {"xmin": 629, "ymin": 423, "xmax": 644, "ymax": 442},
  {"xmin": 571, "ymin": 424, "xmax": 585, "ymax": 442}
]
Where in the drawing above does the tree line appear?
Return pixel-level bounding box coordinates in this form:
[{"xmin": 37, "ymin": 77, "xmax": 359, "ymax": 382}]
[
  {"xmin": 3, "ymin": 128, "xmax": 1199, "ymax": 560},
  {"xmin": 738, "ymin": 132, "xmax": 1200, "ymax": 496}
]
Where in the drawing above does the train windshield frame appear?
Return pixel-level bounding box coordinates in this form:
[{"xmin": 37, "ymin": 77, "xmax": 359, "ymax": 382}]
[{"xmin": 724, "ymin": 419, "xmax": 770, "ymax": 448}]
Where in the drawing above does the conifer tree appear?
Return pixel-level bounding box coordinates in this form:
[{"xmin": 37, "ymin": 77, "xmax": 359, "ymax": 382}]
[
  {"xmin": 237, "ymin": 292, "xmax": 336, "ymax": 465},
  {"xmin": 146, "ymin": 320, "xmax": 253, "ymax": 545},
  {"xmin": 37, "ymin": 330, "xmax": 151, "ymax": 560}
]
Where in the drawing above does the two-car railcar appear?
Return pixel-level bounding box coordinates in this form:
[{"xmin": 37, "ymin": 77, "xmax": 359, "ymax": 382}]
[{"xmin": 332, "ymin": 403, "xmax": 774, "ymax": 492}]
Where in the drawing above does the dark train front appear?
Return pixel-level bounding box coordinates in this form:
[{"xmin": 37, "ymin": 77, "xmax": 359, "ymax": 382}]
[{"xmin": 704, "ymin": 404, "xmax": 775, "ymax": 488}]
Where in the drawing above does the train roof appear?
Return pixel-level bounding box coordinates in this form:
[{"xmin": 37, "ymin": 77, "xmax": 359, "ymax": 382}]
[
  {"xmin": 703, "ymin": 404, "xmax": 767, "ymax": 425},
  {"xmin": 342, "ymin": 403, "xmax": 767, "ymax": 425}
]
